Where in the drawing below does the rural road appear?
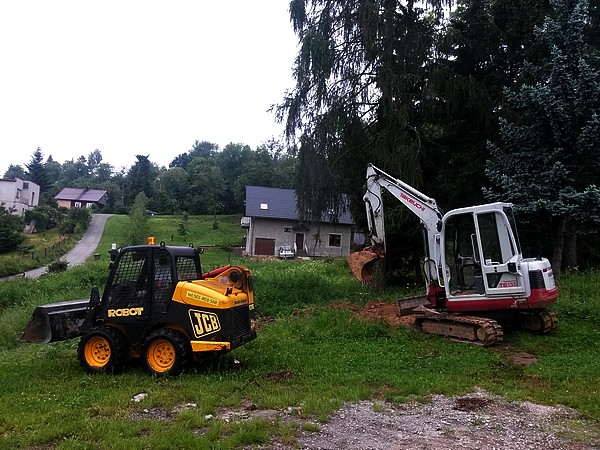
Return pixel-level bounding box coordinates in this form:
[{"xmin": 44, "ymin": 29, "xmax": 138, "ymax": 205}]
[{"xmin": 13, "ymin": 213, "xmax": 112, "ymax": 280}]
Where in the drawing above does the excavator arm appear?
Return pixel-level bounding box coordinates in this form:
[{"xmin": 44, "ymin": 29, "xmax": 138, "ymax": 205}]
[
  {"xmin": 349, "ymin": 164, "xmax": 444, "ymax": 285},
  {"xmin": 363, "ymin": 164, "xmax": 443, "ymax": 254}
]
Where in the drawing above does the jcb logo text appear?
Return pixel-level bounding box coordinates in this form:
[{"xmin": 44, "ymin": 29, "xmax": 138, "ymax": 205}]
[{"xmin": 189, "ymin": 310, "xmax": 221, "ymax": 338}]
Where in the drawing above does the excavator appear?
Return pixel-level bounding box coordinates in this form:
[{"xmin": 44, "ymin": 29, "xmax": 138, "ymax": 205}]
[{"xmin": 348, "ymin": 164, "xmax": 559, "ymax": 346}]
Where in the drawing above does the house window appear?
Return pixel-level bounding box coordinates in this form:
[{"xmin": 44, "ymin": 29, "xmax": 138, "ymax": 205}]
[
  {"xmin": 284, "ymin": 227, "xmax": 291, "ymax": 233},
  {"xmin": 16, "ymin": 188, "xmax": 21, "ymax": 199},
  {"xmin": 328, "ymin": 234, "xmax": 341, "ymax": 247},
  {"xmin": 74, "ymin": 201, "xmax": 82, "ymax": 208},
  {"xmin": 260, "ymin": 203, "xmax": 269, "ymax": 210}
]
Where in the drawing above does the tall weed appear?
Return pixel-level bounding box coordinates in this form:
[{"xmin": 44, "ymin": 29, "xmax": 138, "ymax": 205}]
[{"xmin": 248, "ymin": 259, "xmax": 367, "ymax": 316}]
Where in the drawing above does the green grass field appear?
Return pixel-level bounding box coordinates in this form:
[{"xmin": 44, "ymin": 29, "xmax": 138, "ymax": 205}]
[
  {"xmin": 0, "ymin": 215, "xmax": 598, "ymax": 448},
  {"xmin": 0, "ymin": 228, "xmax": 77, "ymax": 277}
]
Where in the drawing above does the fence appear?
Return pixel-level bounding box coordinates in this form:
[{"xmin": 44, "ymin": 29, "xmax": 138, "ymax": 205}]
[{"xmin": 22, "ymin": 236, "xmax": 72, "ymax": 263}]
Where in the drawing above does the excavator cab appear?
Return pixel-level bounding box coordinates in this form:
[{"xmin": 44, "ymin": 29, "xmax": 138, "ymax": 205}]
[{"xmin": 439, "ymin": 204, "xmax": 526, "ymax": 301}]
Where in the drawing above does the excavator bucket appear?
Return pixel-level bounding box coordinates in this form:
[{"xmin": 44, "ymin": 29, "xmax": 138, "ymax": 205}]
[
  {"xmin": 348, "ymin": 248, "xmax": 385, "ymax": 287},
  {"xmin": 18, "ymin": 299, "xmax": 90, "ymax": 344}
]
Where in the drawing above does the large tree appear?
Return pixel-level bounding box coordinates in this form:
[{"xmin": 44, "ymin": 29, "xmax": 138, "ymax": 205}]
[
  {"xmin": 433, "ymin": 0, "xmax": 551, "ymax": 208},
  {"xmin": 3, "ymin": 164, "xmax": 26, "ymax": 180},
  {"xmin": 185, "ymin": 158, "xmax": 226, "ymax": 215},
  {"xmin": 170, "ymin": 141, "xmax": 219, "ymax": 169},
  {"xmin": 124, "ymin": 155, "xmax": 158, "ymax": 206},
  {"xmin": 278, "ymin": 0, "xmax": 453, "ymax": 227},
  {"xmin": 150, "ymin": 167, "xmax": 189, "ymax": 214},
  {"xmin": 485, "ymin": 0, "xmax": 600, "ymax": 273}
]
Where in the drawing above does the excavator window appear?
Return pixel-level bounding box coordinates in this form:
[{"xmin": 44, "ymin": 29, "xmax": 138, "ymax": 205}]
[
  {"xmin": 477, "ymin": 212, "xmax": 516, "ymax": 265},
  {"xmin": 443, "ymin": 214, "xmax": 480, "ymax": 293}
]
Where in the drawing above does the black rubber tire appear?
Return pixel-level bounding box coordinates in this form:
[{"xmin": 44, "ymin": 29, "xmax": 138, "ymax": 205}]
[
  {"xmin": 77, "ymin": 326, "xmax": 127, "ymax": 374},
  {"xmin": 142, "ymin": 329, "xmax": 190, "ymax": 377}
]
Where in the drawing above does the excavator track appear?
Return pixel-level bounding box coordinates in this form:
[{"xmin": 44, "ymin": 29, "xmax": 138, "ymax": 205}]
[
  {"xmin": 511, "ymin": 309, "xmax": 559, "ymax": 334},
  {"xmin": 414, "ymin": 313, "xmax": 504, "ymax": 347}
]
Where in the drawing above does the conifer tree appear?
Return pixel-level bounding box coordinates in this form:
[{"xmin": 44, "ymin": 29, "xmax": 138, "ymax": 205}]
[
  {"xmin": 25, "ymin": 147, "xmax": 51, "ymax": 192},
  {"xmin": 485, "ymin": 0, "xmax": 600, "ymax": 272}
]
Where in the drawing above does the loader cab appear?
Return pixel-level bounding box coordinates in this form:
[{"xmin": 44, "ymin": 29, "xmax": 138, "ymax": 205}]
[
  {"xmin": 101, "ymin": 244, "xmax": 202, "ymax": 322},
  {"xmin": 439, "ymin": 203, "xmax": 525, "ymax": 301}
]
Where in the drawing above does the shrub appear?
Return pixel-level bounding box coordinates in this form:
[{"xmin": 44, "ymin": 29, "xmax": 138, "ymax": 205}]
[
  {"xmin": 46, "ymin": 259, "xmax": 69, "ymax": 274},
  {"xmin": 24, "ymin": 205, "xmax": 61, "ymax": 232},
  {"xmin": 0, "ymin": 207, "xmax": 25, "ymax": 253},
  {"xmin": 59, "ymin": 208, "xmax": 92, "ymax": 235}
]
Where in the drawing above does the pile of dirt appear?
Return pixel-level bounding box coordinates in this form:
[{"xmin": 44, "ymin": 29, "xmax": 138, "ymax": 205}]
[{"xmin": 332, "ymin": 300, "xmax": 415, "ymax": 327}]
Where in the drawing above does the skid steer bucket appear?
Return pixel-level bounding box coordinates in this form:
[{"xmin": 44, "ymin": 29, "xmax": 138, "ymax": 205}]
[{"xmin": 18, "ymin": 299, "xmax": 90, "ymax": 344}]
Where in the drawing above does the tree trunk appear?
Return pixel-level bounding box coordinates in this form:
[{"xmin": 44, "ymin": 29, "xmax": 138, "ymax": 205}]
[
  {"xmin": 562, "ymin": 233, "xmax": 577, "ymax": 271},
  {"xmin": 552, "ymin": 217, "xmax": 567, "ymax": 276}
]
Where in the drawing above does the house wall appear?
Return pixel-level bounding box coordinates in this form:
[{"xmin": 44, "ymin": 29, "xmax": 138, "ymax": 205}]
[
  {"xmin": 0, "ymin": 178, "xmax": 40, "ymax": 216},
  {"xmin": 56, "ymin": 199, "xmax": 102, "ymax": 209},
  {"xmin": 245, "ymin": 217, "xmax": 353, "ymax": 257}
]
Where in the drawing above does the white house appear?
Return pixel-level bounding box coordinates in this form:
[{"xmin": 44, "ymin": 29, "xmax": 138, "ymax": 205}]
[
  {"xmin": 0, "ymin": 178, "xmax": 40, "ymax": 216},
  {"xmin": 242, "ymin": 186, "xmax": 354, "ymax": 258}
]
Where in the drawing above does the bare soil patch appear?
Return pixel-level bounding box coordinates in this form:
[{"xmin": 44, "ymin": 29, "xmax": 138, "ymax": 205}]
[
  {"xmin": 128, "ymin": 390, "xmax": 598, "ymax": 449},
  {"xmin": 333, "ymin": 300, "xmax": 544, "ymax": 367}
]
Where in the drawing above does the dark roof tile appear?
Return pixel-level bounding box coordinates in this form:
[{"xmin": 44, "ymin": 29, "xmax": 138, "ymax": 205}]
[{"xmin": 245, "ymin": 186, "xmax": 353, "ymax": 224}]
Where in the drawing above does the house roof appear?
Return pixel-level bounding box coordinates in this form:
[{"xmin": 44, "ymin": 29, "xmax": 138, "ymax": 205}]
[
  {"xmin": 55, "ymin": 188, "xmax": 107, "ymax": 203},
  {"xmin": 245, "ymin": 186, "xmax": 353, "ymax": 224}
]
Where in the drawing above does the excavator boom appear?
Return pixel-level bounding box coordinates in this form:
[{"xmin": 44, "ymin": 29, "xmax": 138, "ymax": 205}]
[{"xmin": 350, "ymin": 163, "xmax": 443, "ymax": 285}]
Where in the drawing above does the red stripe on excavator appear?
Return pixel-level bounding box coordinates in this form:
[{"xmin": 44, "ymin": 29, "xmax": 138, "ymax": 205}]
[{"xmin": 527, "ymin": 287, "xmax": 559, "ymax": 308}]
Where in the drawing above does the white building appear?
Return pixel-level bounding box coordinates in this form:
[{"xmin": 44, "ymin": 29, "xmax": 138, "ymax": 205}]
[
  {"xmin": 0, "ymin": 178, "xmax": 40, "ymax": 216},
  {"xmin": 242, "ymin": 186, "xmax": 354, "ymax": 258}
]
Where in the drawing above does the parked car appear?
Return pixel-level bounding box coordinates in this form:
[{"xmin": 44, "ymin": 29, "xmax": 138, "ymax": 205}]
[{"xmin": 278, "ymin": 245, "xmax": 295, "ymax": 259}]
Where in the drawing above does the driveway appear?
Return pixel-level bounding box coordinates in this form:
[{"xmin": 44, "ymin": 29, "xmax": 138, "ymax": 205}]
[{"xmin": 13, "ymin": 214, "xmax": 112, "ymax": 280}]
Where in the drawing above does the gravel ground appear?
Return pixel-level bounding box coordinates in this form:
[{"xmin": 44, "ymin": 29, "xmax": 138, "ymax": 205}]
[
  {"xmin": 129, "ymin": 383, "xmax": 598, "ymax": 449},
  {"xmin": 288, "ymin": 389, "xmax": 598, "ymax": 450},
  {"xmin": 131, "ymin": 388, "xmax": 598, "ymax": 449}
]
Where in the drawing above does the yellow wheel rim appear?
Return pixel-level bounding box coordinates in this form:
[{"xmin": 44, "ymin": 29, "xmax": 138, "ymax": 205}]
[
  {"xmin": 146, "ymin": 338, "xmax": 176, "ymax": 373},
  {"xmin": 85, "ymin": 336, "xmax": 111, "ymax": 368}
]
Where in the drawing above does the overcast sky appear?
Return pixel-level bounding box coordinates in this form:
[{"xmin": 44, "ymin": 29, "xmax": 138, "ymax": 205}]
[{"xmin": 0, "ymin": 1, "xmax": 298, "ymax": 174}]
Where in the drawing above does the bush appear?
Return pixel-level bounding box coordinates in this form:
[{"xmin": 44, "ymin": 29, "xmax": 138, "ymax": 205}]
[
  {"xmin": 59, "ymin": 208, "xmax": 91, "ymax": 235},
  {"xmin": 0, "ymin": 208, "xmax": 25, "ymax": 253},
  {"xmin": 24, "ymin": 205, "xmax": 62, "ymax": 232},
  {"xmin": 46, "ymin": 259, "xmax": 69, "ymax": 274}
]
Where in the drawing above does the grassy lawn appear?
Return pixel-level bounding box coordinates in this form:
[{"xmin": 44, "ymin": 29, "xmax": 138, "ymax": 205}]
[
  {"xmin": 0, "ymin": 215, "xmax": 598, "ymax": 448},
  {"xmin": 0, "ymin": 228, "xmax": 77, "ymax": 277},
  {"xmin": 95, "ymin": 214, "xmax": 246, "ymax": 270}
]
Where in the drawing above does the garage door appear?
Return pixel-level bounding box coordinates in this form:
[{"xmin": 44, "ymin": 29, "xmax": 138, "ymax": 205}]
[{"xmin": 254, "ymin": 238, "xmax": 275, "ymax": 256}]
